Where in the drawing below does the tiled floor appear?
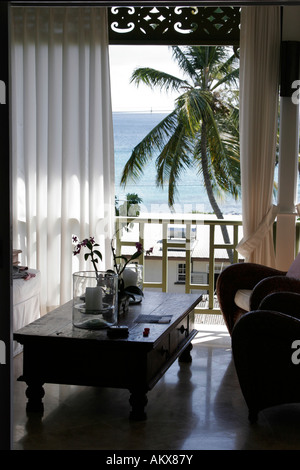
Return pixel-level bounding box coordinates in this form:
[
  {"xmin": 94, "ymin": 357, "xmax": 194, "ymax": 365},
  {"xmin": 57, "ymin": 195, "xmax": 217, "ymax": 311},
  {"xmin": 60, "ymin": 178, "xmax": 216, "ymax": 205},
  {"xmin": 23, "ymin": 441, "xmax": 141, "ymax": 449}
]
[{"xmin": 13, "ymin": 324, "xmax": 300, "ymax": 451}]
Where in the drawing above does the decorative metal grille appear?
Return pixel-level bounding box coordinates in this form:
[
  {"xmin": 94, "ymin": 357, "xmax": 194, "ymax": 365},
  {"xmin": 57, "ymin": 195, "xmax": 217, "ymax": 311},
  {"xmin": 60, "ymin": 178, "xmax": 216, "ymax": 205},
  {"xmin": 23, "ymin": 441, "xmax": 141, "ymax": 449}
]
[{"xmin": 108, "ymin": 6, "xmax": 240, "ymax": 45}]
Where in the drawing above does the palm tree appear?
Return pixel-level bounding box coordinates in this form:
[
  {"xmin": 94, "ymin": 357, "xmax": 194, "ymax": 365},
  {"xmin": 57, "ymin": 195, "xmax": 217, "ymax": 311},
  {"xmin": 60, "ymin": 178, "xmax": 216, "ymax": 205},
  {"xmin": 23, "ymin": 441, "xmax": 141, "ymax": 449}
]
[
  {"xmin": 121, "ymin": 46, "xmax": 240, "ymax": 262},
  {"xmin": 115, "ymin": 193, "xmax": 143, "ymax": 217}
]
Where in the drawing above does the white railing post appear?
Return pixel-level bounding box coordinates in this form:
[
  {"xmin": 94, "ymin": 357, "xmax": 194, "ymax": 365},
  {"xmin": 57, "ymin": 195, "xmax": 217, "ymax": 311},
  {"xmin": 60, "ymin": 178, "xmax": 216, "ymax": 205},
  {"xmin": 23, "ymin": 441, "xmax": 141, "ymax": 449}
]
[
  {"xmin": 208, "ymin": 224, "xmax": 215, "ymax": 310},
  {"xmin": 162, "ymin": 222, "xmax": 168, "ymax": 292},
  {"xmin": 185, "ymin": 223, "xmax": 191, "ymax": 294}
]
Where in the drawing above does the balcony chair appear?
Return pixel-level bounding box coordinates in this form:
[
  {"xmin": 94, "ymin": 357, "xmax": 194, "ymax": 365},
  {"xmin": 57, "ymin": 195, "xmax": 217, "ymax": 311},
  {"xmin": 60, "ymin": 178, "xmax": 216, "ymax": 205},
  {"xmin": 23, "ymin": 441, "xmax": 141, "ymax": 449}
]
[
  {"xmin": 231, "ymin": 291, "xmax": 300, "ymax": 423},
  {"xmin": 216, "ymin": 252, "xmax": 300, "ymax": 335}
]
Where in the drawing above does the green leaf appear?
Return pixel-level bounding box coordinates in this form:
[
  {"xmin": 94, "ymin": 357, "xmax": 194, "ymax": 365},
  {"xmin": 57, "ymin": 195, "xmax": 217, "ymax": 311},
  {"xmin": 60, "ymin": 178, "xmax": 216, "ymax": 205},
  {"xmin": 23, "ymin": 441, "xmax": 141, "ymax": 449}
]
[
  {"xmin": 130, "ymin": 251, "xmax": 142, "ymax": 261},
  {"xmin": 94, "ymin": 250, "xmax": 102, "ymax": 260},
  {"xmin": 86, "ymin": 241, "xmax": 93, "ymax": 250},
  {"xmin": 124, "ymin": 286, "xmax": 144, "ymax": 296}
]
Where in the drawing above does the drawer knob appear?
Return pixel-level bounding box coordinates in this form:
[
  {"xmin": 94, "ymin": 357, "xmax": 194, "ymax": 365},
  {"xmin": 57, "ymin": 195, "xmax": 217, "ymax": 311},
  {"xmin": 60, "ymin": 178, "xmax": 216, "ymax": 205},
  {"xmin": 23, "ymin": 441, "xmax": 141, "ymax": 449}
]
[
  {"xmin": 160, "ymin": 346, "xmax": 169, "ymax": 358},
  {"xmin": 178, "ymin": 325, "xmax": 188, "ymax": 335}
]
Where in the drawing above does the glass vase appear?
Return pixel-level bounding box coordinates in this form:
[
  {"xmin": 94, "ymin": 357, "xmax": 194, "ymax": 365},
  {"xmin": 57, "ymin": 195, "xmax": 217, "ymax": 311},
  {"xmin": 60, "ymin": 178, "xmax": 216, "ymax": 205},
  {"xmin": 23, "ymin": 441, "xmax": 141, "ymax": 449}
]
[{"xmin": 73, "ymin": 271, "xmax": 118, "ymax": 329}]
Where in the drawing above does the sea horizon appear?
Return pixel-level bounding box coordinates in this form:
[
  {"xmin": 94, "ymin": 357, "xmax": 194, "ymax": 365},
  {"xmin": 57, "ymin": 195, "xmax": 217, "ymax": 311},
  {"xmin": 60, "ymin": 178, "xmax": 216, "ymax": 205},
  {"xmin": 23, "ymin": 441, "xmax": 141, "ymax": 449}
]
[
  {"xmin": 113, "ymin": 111, "xmax": 244, "ymax": 216},
  {"xmin": 112, "ymin": 111, "xmax": 297, "ymax": 217}
]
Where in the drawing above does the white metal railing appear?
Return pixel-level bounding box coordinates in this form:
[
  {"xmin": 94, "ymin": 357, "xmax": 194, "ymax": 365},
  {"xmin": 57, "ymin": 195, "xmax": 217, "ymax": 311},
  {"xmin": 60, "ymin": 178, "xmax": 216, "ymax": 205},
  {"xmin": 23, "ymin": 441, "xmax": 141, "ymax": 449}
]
[{"xmin": 115, "ymin": 215, "xmax": 243, "ymax": 314}]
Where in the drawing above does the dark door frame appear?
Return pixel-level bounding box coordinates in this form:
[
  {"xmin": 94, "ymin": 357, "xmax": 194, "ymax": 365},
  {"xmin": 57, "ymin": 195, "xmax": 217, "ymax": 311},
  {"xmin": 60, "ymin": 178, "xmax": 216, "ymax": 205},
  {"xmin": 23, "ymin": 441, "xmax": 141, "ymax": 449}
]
[
  {"xmin": 0, "ymin": 1, "xmax": 12, "ymax": 451},
  {"xmin": 2, "ymin": 0, "xmax": 300, "ymax": 451}
]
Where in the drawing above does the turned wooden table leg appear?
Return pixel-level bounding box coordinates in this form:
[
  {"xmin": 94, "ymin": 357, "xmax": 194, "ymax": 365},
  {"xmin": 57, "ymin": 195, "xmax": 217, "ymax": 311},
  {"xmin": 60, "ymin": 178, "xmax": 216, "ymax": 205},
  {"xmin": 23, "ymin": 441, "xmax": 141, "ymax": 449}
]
[
  {"xmin": 179, "ymin": 343, "xmax": 193, "ymax": 363},
  {"xmin": 25, "ymin": 380, "xmax": 45, "ymax": 414},
  {"xmin": 129, "ymin": 387, "xmax": 148, "ymax": 421}
]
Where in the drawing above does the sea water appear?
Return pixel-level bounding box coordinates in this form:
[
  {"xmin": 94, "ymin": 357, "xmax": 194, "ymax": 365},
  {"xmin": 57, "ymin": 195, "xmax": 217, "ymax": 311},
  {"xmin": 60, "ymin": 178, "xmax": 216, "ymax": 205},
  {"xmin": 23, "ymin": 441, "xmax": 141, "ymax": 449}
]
[{"xmin": 113, "ymin": 112, "xmax": 243, "ymax": 215}]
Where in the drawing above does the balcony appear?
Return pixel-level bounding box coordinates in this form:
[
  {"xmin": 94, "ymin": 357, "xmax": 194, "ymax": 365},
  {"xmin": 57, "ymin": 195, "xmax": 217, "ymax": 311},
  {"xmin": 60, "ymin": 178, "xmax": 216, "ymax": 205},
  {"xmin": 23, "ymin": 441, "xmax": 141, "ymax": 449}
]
[{"xmin": 115, "ymin": 214, "xmax": 244, "ymax": 321}]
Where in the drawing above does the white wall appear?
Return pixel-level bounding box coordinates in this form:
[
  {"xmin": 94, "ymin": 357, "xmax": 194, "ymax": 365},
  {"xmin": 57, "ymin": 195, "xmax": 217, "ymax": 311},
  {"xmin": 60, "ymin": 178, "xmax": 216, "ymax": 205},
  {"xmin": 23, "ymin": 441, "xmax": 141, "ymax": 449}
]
[{"xmin": 144, "ymin": 257, "xmax": 230, "ymax": 293}]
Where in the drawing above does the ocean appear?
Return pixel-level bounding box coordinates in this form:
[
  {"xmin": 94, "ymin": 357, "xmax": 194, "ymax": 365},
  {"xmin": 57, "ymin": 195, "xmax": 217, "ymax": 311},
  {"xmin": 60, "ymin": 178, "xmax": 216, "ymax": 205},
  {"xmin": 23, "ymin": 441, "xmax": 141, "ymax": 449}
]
[{"xmin": 113, "ymin": 112, "xmax": 243, "ymax": 216}]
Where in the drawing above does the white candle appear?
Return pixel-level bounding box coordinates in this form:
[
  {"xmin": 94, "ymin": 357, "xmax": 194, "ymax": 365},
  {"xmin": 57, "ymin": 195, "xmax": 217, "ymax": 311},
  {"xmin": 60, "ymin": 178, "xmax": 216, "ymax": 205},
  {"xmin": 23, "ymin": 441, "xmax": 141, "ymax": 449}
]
[
  {"xmin": 85, "ymin": 287, "xmax": 103, "ymax": 311},
  {"xmin": 123, "ymin": 268, "xmax": 138, "ymax": 288}
]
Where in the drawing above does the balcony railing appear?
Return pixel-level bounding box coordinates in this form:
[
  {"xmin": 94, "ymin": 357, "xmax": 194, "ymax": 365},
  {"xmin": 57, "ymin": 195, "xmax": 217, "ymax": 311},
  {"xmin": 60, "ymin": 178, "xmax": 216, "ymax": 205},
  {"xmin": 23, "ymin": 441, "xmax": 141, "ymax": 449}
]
[{"xmin": 115, "ymin": 215, "xmax": 243, "ymax": 315}]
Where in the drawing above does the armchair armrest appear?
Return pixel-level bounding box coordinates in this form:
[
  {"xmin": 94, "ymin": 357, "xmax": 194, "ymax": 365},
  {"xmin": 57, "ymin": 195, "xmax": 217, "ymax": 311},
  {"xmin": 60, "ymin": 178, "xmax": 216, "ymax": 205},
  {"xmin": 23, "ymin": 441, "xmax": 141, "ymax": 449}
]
[
  {"xmin": 258, "ymin": 292, "xmax": 300, "ymax": 320},
  {"xmin": 250, "ymin": 276, "xmax": 300, "ymax": 310},
  {"xmin": 216, "ymin": 262, "xmax": 286, "ymax": 334},
  {"xmin": 217, "ymin": 262, "xmax": 286, "ymax": 292},
  {"xmin": 232, "ymin": 309, "xmax": 300, "ymax": 422}
]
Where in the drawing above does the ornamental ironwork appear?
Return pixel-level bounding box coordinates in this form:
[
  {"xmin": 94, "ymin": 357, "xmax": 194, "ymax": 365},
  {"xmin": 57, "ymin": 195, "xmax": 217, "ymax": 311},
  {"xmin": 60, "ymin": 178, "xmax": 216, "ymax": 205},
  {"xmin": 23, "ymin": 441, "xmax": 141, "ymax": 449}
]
[{"xmin": 108, "ymin": 6, "xmax": 240, "ymax": 45}]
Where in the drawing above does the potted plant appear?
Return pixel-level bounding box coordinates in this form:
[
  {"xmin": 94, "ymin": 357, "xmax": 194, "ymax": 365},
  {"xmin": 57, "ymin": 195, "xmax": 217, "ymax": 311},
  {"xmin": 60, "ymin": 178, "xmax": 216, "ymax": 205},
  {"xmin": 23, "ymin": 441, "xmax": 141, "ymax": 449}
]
[{"xmin": 72, "ymin": 236, "xmax": 118, "ymax": 329}]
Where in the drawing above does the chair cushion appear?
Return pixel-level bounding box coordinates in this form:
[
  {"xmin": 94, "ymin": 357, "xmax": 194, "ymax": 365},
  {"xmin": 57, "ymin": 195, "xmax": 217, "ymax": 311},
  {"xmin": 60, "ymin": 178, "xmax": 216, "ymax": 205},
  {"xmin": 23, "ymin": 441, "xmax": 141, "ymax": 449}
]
[
  {"xmin": 287, "ymin": 252, "xmax": 300, "ymax": 279},
  {"xmin": 234, "ymin": 289, "xmax": 252, "ymax": 311}
]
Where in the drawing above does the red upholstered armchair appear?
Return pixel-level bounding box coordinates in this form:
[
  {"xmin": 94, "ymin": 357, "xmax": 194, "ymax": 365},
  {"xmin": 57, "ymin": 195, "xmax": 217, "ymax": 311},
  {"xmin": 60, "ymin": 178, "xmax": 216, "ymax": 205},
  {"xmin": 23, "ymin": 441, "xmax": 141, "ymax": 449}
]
[
  {"xmin": 216, "ymin": 253, "xmax": 300, "ymax": 335},
  {"xmin": 232, "ymin": 291, "xmax": 300, "ymax": 423}
]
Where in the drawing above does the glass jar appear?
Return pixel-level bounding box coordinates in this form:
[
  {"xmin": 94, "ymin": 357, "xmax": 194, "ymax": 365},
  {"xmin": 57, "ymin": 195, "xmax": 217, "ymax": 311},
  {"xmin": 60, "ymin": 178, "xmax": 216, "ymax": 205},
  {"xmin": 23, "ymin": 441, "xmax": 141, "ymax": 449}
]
[{"xmin": 73, "ymin": 271, "xmax": 118, "ymax": 329}]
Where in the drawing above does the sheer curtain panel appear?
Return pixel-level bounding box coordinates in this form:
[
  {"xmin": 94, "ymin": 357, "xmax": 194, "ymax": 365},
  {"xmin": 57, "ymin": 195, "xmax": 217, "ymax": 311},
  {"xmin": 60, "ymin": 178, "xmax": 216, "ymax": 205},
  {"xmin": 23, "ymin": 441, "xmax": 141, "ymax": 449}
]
[
  {"xmin": 237, "ymin": 6, "xmax": 281, "ymax": 266},
  {"xmin": 11, "ymin": 7, "xmax": 115, "ymax": 313}
]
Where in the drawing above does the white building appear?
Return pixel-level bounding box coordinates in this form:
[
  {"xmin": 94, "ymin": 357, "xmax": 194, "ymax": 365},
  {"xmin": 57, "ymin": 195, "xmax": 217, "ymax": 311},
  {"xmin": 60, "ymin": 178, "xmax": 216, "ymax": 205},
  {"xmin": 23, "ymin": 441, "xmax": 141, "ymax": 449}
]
[{"xmin": 119, "ymin": 213, "xmax": 244, "ymax": 295}]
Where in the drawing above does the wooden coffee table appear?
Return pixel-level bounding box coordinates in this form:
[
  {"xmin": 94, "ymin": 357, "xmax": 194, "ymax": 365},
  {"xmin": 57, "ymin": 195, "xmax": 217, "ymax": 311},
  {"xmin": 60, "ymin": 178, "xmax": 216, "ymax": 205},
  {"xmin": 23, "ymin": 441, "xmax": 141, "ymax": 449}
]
[{"xmin": 14, "ymin": 291, "xmax": 201, "ymax": 420}]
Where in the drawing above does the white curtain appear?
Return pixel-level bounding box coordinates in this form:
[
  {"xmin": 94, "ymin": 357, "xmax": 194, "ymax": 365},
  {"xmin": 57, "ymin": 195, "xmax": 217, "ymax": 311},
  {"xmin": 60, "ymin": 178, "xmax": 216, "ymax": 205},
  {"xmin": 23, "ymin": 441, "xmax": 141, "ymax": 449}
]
[
  {"xmin": 11, "ymin": 7, "xmax": 115, "ymax": 313},
  {"xmin": 237, "ymin": 6, "xmax": 281, "ymax": 266}
]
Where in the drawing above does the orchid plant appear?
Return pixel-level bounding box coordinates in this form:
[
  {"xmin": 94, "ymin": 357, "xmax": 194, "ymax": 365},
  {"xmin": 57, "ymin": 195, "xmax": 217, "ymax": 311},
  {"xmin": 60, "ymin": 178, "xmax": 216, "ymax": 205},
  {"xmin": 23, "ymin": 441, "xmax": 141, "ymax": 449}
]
[
  {"xmin": 72, "ymin": 234, "xmax": 152, "ymax": 303},
  {"xmin": 110, "ymin": 237, "xmax": 144, "ymax": 303},
  {"xmin": 72, "ymin": 236, "xmax": 102, "ymax": 277},
  {"xmin": 111, "ymin": 239, "xmax": 143, "ymax": 277}
]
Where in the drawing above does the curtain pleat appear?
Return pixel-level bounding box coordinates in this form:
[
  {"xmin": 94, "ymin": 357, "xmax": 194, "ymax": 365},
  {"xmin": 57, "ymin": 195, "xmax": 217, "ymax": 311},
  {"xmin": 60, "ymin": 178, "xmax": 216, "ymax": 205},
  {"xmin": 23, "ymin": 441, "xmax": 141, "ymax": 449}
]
[
  {"xmin": 11, "ymin": 7, "xmax": 115, "ymax": 313},
  {"xmin": 237, "ymin": 6, "xmax": 281, "ymax": 267}
]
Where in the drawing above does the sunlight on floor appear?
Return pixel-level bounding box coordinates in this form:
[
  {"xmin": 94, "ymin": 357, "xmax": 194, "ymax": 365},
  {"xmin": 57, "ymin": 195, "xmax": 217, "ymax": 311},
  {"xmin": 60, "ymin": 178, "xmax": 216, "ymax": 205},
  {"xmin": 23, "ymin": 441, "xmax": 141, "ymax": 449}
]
[{"xmin": 193, "ymin": 322, "xmax": 230, "ymax": 348}]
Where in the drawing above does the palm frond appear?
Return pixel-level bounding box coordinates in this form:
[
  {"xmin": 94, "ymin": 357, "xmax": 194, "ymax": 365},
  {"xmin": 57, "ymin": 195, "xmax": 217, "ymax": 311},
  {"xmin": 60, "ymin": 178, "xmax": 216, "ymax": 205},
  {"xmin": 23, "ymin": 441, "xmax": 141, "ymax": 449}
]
[
  {"xmin": 176, "ymin": 88, "xmax": 214, "ymax": 134},
  {"xmin": 170, "ymin": 46, "xmax": 200, "ymax": 84},
  {"xmin": 120, "ymin": 111, "xmax": 178, "ymax": 186},
  {"xmin": 211, "ymin": 66, "xmax": 239, "ymax": 92},
  {"xmin": 130, "ymin": 67, "xmax": 188, "ymax": 93},
  {"xmin": 155, "ymin": 122, "xmax": 191, "ymax": 183},
  {"xmin": 157, "ymin": 132, "xmax": 192, "ymax": 206},
  {"xmin": 193, "ymin": 104, "xmax": 241, "ymax": 198}
]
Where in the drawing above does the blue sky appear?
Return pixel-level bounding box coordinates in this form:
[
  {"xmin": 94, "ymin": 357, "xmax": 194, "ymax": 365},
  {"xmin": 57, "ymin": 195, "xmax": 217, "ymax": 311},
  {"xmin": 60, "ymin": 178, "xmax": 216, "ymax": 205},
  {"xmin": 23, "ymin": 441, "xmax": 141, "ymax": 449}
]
[{"xmin": 109, "ymin": 45, "xmax": 184, "ymax": 112}]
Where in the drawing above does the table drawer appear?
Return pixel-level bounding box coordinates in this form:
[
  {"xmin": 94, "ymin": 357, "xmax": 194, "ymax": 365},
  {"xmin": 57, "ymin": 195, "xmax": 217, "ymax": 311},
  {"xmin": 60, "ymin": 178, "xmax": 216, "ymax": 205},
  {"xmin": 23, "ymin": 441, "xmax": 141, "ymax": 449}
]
[
  {"xmin": 170, "ymin": 314, "xmax": 193, "ymax": 355},
  {"xmin": 147, "ymin": 335, "xmax": 170, "ymax": 378}
]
